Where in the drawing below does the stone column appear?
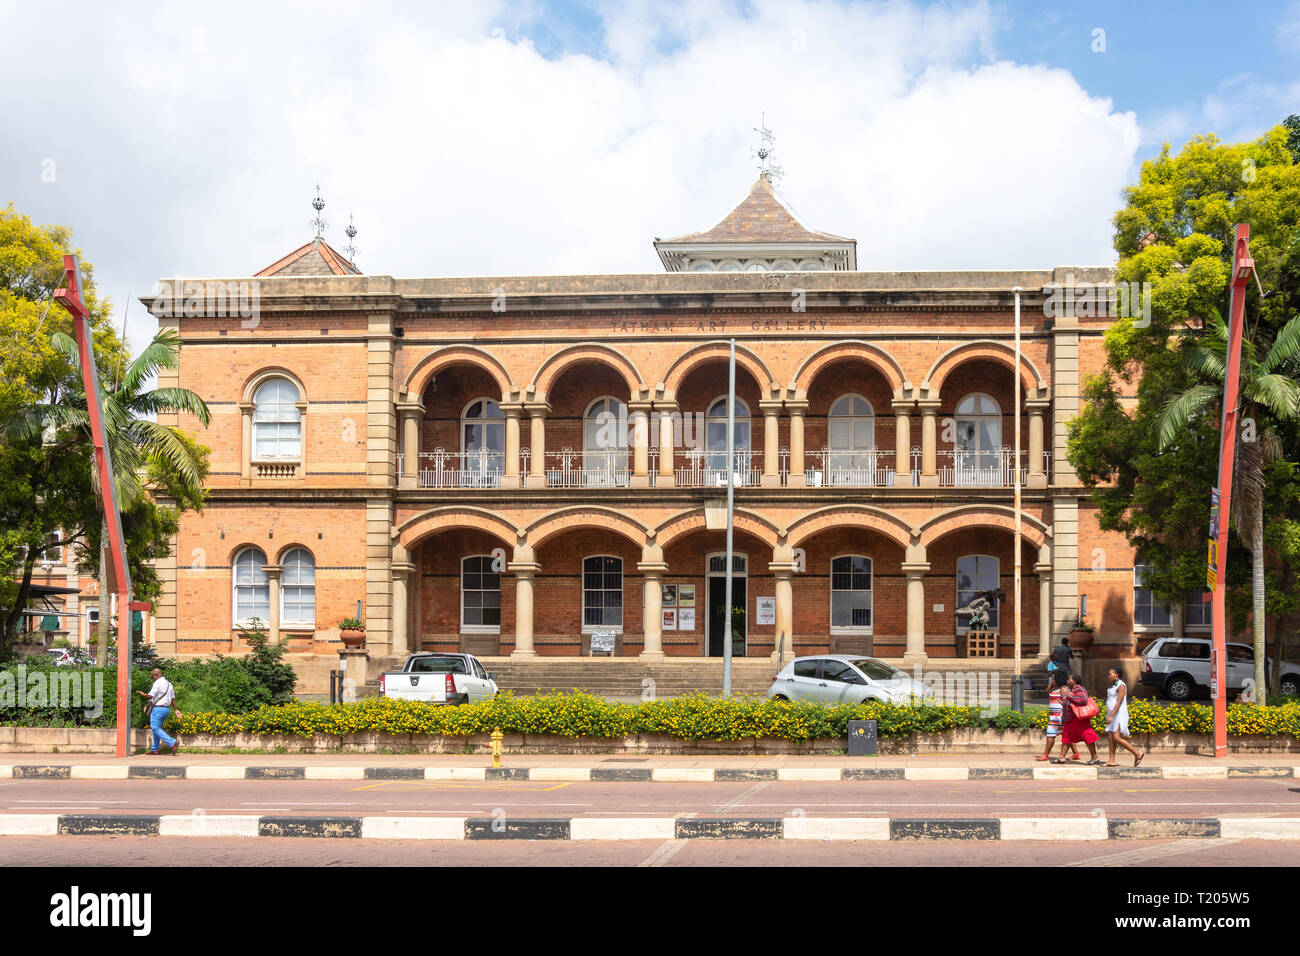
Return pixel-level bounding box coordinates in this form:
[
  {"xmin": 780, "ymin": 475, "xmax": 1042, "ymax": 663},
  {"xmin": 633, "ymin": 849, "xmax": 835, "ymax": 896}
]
[
  {"xmin": 391, "ymin": 558, "xmax": 415, "ymax": 658},
  {"xmin": 509, "ymin": 550, "xmax": 539, "ymax": 659},
  {"xmin": 771, "ymin": 563, "xmax": 795, "ymax": 662},
  {"xmin": 639, "ymin": 557, "xmax": 667, "ymax": 662},
  {"xmin": 629, "ymin": 402, "xmax": 652, "ymax": 488},
  {"xmin": 901, "ymin": 561, "xmax": 929, "ymax": 665},
  {"xmin": 262, "ymin": 563, "xmax": 282, "ymax": 646},
  {"xmin": 1027, "ymin": 399, "xmax": 1049, "ymax": 489},
  {"xmin": 502, "ymin": 403, "xmax": 523, "ymax": 489},
  {"xmin": 239, "ymin": 402, "xmax": 253, "ymax": 480},
  {"xmin": 1036, "ymin": 560, "xmax": 1052, "ymax": 660},
  {"xmin": 760, "ymin": 401, "xmax": 782, "ymax": 487},
  {"xmin": 918, "ymin": 399, "xmax": 940, "ymax": 488},
  {"xmin": 786, "ymin": 402, "xmax": 808, "ymax": 488},
  {"xmin": 526, "ymin": 403, "xmax": 549, "ymax": 488},
  {"xmin": 396, "ymin": 399, "xmax": 424, "ymax": 489},
  {"xmin": 656, "ymin": 403, "xmax": 677, "ymax": 487},
  {"xmin": 892, "ymin": 398, "xmax": 913, "ymax": 487}
]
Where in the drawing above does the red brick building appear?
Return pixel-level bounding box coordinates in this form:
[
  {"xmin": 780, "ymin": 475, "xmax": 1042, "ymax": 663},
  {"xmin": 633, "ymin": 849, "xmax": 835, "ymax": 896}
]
[{"xmin": 143, "ymin": 176, "xmax": 1208, "ymax": 671}]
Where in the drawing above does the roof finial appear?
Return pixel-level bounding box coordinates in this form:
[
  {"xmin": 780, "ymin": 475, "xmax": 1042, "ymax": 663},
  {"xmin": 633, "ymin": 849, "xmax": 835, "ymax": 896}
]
[
  {"xmin": 310, "ymin": 183, "xmax": 328, "ymax": 240},
  {"xmin": 751, "ymin": 112, "xmax": 784, "ymax": 185},
  {"xmin": 344, "ymin": 213, "xmax": 358, "ymax": 264}
]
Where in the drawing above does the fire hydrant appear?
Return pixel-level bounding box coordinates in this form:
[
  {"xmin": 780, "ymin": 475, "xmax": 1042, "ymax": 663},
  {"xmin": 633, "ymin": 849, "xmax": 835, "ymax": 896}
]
[{"xmin": 490, "ymin": 727, "xmax": 503, "ymax": 769}]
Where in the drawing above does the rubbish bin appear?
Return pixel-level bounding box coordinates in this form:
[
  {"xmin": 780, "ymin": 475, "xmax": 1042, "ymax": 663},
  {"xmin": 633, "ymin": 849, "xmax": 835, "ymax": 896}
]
[{"xmin": 847, "ymin": 719, "xmax": 878, "ymax": 756}]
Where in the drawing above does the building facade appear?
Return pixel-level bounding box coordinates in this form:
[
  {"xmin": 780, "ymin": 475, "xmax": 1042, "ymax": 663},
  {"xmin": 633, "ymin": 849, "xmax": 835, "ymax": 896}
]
[{"xmin": 145, "ymin": 179, "xmax": 1206, "ymax": 667}]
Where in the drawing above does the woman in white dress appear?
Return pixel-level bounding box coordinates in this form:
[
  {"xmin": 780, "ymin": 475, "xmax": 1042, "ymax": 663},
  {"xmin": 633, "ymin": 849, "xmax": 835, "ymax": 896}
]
[{"xmin": 1105, "ymin": 667, "xmax": 1143, "ymax": 767}]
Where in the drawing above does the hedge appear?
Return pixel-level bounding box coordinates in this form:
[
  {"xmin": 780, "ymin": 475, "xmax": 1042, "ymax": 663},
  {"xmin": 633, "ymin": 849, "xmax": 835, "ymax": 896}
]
[{"xmin": 172, "ymin": 692, "xmax": 1300, "ymax": 742}]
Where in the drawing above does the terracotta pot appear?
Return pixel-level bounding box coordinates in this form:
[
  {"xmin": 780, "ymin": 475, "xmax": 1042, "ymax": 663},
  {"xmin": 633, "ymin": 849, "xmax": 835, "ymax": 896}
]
[
  {"xmin": 339, "ymin": 628, "xmax": 366, "ymax": 648},
  {"xmin": 1067, "ymin": 627, "xmax": 1095, "ymax": 651}
]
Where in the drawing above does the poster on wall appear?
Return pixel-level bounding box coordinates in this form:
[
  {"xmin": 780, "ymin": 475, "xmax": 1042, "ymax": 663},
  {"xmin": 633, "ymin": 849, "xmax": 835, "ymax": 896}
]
[
  {"xmin": 678, "ymin": 584, "xmax": 695, "ymax": 607},
  {"xmin": 662, "ymin": 608, "xmax": 677, "ymax": 631},
  {"xmin": 662, "ymin": 584, "xmax": 677, "ymax": 608},
  {"xmin": 756, "ymin": 596, "xmax": 776, "ymax": 626},
  {"xmin": 678, "ymin": 608, "xmax": 695, "ymax": 631}
]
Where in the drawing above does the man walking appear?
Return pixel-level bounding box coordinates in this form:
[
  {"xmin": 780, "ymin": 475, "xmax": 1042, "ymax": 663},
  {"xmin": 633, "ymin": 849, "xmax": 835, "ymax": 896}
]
[
  {"xmin": 1050, "ymin": 638, "xmax": 1072, "ymax": 677},
  {"xmin": 137, "ymin": 667, "xmax": 181, "ymax": 755}
]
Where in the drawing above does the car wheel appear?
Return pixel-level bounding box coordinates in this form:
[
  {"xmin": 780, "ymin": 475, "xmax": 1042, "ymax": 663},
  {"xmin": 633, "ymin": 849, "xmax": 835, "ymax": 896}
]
[
  {"xmin": 1164, "ymin": 674, "xmax": 1194, "ymax": 701},
  {"xmin": 771, "ymin": 695, "xmax": 789, "ymax": 702},
  {"xmin": 1281, "ymin": 675, "xmax": 1300, "ymax": 697}
]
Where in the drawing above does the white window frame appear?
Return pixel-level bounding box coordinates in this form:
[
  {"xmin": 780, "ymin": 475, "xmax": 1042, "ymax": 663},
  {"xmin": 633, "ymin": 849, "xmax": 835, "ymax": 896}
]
[
  {"xmin": 1183, "ymin": 588, "xmax": 1212, "ymax": 631},
  {"xmin": 582, "ymin": 554, "xmax": 623, "ymax": 633},
  {"xmin": 954, "ymin": 392, "xmax": 1002, "ymax": 468},
  {"xmin": 582, "ymin": 396, "xmax": 629, "ymax": 479},
  {"xmin": 251, "ymin": 378, "xmax": 303, "ymax": 463},
  {"xmin": 956, "ymin": 554, "xmax": 1000, "ymax": 634},
  {"xmin": 460, "ymin": 554, "xmax": 502, "ymax": 635},
  {"xmin": 1133, "ymin": 561, "xmax": 1173, "ymax": 631},
  {"xmin": 279, "ymin": 546, "xmax": 316, "ymax": 630},
  {"xmin": 829, "ymin": 554, "xmax": 873, "ymax": 635},
  {"xmin": 705, "ymin": 395, "xmax": 751, "ymax": 475},
  {"xmin": 232, "ymin": 547, "xmax": 270, "ymax": 628}
]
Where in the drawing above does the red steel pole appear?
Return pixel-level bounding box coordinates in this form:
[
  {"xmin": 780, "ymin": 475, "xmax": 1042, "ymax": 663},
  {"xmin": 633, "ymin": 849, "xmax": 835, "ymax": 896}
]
[
  {"xmin": 1211, "ymin": 224, "xmax": 1254, "ymax": 757},
  {"xmin": 55, "ymin": 255, "xmax": 134, "ymax": 758}
]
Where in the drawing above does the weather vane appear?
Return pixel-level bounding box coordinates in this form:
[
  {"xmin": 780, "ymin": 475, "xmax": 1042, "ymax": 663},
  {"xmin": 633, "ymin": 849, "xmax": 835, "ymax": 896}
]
[
  {"xmin": 751, "ymin": 112, "xmax": 784, "ymax": 185},
  {"xmin": 310, "ymin": 183, "xmax": 327, "ymax": 239},
  {"xmin": 344, "ymin": 213, "xmax": 358, "ymax": 263}
]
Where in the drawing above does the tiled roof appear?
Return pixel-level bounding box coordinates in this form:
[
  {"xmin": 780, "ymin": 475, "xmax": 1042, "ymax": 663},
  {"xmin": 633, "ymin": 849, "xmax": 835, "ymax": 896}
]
[
  {"xmin": 660, "ymin": 176, "xmax": 851, "ymax": 244},
  {"xmin": 255, "ymin": 239, "xmax": 361, "ymax": 277}
]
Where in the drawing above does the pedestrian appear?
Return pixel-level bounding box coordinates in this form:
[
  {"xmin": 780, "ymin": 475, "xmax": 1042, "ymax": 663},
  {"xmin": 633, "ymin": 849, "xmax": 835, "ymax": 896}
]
[
  {"xmin": 1040, "ymin": 671, "xmax": 1081, "ymax": 764},
  {"xmin": 136, "ymin": 667, "xmax": 182, "ymax": 755},
  {"xmin": 1057, "ymin": 673, "xmax": 1101, "ymax": 764},
  {"xmin": 1105, "ymin": 667, "xmax": 1144, "ymax": 767},
  {"xmin": 1049, "ymin": 637, "xmax": 1072, "ymax": 678},
  {"xmin": 1038, "ymin": 670, "xmax": 1080, "ymax": 761}
]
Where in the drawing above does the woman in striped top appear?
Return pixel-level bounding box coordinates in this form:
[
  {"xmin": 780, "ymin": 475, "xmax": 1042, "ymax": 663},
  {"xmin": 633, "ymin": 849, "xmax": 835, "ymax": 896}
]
[{"xmin": 1038, "ymin": 671, "xmax": 1080, "ymax": 762}]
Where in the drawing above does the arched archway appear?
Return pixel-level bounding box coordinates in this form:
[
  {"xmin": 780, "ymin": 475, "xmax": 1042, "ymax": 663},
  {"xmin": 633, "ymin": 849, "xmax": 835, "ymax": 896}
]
[{"xmin": 403, "ymin": 346, "xmax": 514, "ymax": 401}]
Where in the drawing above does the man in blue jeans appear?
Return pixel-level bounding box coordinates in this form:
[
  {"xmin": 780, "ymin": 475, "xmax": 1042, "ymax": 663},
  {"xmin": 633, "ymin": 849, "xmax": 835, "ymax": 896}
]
[{"xmin": 137, "ymin": 667, "xmax": 181, "ymax": 755}]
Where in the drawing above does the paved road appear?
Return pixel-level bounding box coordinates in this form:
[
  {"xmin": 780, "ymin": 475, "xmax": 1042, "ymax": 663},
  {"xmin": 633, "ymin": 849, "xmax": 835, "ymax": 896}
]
[
  {"xmin": 0, "ymin": 834, "xmax": 1293, "ymax": 866},
  {"xmin": 2, "ymin": 776, "xmax": 1299, "ymax": 817}
]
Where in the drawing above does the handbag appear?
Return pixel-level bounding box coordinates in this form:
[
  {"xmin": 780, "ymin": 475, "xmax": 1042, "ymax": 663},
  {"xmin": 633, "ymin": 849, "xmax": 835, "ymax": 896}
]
[{"xmin": 1070, "ymin": 697, "xmax": 1099, "ymax": 721}]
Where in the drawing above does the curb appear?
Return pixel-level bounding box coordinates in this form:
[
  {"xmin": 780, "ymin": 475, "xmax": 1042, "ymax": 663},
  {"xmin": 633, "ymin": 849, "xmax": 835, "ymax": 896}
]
[
  {"xmin": 2, "ymin": 813, "xmax": 1296, "ymax": 841},
  {"xmin": 1, "ymin": 764, "xmax": 1295, "ymax": 782}
]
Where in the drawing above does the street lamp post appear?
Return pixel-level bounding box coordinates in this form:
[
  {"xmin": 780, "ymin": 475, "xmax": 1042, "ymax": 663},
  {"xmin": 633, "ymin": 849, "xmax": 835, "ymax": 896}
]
[
  {"xmin": 723, "ymin": 338, "xmax": 736, "ymax": 697},
  {"xmin": 1011, "ymin": 287, "xmax": 1024, "ymax": 711}
]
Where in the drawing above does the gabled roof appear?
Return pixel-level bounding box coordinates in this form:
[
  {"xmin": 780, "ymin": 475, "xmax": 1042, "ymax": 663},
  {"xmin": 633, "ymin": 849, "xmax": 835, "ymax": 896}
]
[
  {"xmin": 255, "ymin": 238, "xmax": 361, "ymax": 277},
  {"xmin": 658, "ymin": 176, "xmax": 851, "ymax": 245}
]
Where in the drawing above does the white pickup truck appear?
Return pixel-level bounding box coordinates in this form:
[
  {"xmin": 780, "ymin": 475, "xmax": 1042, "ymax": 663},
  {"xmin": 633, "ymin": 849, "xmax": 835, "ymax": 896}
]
[{"xmin": 379, "ymin": 653, "xmax": 499, "ymax": 704}]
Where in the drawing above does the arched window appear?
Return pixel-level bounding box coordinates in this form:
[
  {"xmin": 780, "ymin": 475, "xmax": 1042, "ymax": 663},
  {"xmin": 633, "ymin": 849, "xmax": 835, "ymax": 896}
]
[
  {"xmin": 583, "ymin": 396, "xmax": 629, "ymax": 486},
  {"xmin": 828, "ymin": 394, "xmax": 875, "ymax": 481},
  {"xmin": 252, "ymin": 379, "xmax": 301, "ymax": 460},
  {"xmin": 705, "ymin": 396, "xmax": 751, "ymax": 481},
  {"xmin": 280, "ymin": 547, "xmax": 315, "ymax": 628},
  {"xmin": 461, "ymin": 398, "xmax": 505, "ymax": 486},
  {"xmin": 461, "ymin": 555, "xmax": 501, "ymax": 632},
  {"xmin": 830, "ymin": 555, "xmax": 872, "ymax": 631},
  {"xmin": 956, "ymin": 554, "xmax": 1000, "ymax": 632},
  {"xmin": 233, "ymin": 547, "xmax": 269, "ymax": 627},
  {"xmin": 1134, "ymin": 560, "xmax": 1172, "ymax": 628},
  {"xmin": 583, "ymin": 555, "xmax": 623, "ymax": 630},
  {"xmin": 954, "ymin": 393, "xmax": 1002, "ymax": 480}
]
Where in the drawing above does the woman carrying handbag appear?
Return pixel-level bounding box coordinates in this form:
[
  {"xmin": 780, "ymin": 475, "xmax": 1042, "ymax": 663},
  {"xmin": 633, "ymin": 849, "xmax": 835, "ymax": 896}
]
[{"xmin": 1055, "ymin": 673, "xmax": 1101, "ymax": 764}]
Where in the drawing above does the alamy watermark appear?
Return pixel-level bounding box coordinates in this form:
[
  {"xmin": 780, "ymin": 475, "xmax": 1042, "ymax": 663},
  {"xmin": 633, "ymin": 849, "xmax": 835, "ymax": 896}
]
[
  {"xmin": 150, "ymin": 277, "xmax": 261, "ymax": 328},
  {"xmin": 0, "ymin": 665, "xmax": 104, "ymax": 719},
  {"xmin": 1042, "ymin": 274, "xmax": 1152, "ymax": 327},
  {"xmin": 908, "ymin": 667, "xmax": 1002, "ymax": 717}
]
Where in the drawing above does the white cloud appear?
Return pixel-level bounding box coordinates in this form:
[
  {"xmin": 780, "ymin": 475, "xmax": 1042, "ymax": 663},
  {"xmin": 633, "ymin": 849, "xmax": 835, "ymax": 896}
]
[{"xmin": 0, "ymin": 0, "xmax": 1141, "ymax": 352}]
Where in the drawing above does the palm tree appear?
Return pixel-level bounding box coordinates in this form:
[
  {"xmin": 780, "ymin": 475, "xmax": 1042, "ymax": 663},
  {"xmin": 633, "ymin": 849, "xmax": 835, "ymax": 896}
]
[
  {"xmin": 12, "ymin": 328, "xmax": 210, "ymax": 664},
  {"xmin": 1158, "ymin": 311, "xmax": 1300, "ymax": 698}
]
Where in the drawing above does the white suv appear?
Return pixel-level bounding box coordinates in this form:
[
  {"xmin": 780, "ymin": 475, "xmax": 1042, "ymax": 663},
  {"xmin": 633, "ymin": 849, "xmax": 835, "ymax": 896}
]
[{"xmin": 1140, "ymin": 638, "xmax": 1300, "ymax": 701}]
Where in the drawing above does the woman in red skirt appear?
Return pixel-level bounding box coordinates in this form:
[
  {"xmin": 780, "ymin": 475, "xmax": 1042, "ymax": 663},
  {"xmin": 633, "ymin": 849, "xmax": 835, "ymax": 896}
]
[{"xmin": 1057, "ymin": 673, "xmax": 1101, "ymax": 765}]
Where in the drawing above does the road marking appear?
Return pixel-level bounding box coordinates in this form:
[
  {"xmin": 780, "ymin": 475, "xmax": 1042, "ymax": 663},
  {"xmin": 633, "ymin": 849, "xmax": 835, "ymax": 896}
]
[
  {"xmin": 159, "ymin": 815, "xmax": 260, "ymax": 838},
  {"xmin": 784, "ymin": 817, "xmax": 890, "ymax": 841},
  {"xmin": 361, "ymin": 816, "xmax": 466, "ymax": 840},
  {"xmin": 350, "ymin": 782, "xmax": 572, "ymax": 793},
  {"xmin": 1219, "ymin": 817, "xmax": 1300, "ymax": 840},
  {"xmin": 571, "ymin": 818, "xmax": 676, "ymax": 841},
  {"xmin": 715, "ymin": 781, "xmax": 770, "ymax": 811},
  {"xmin": 1000, "ymin": 817, "xmax": 1109, "ymax": 841},
  {"xmin": 305, "ymin": 767, "xmax": 366, "ymax": 781},
  {"xmin": 904, "ymin": 768, "xmax": 969, "ymax": 781},
  {"xmin": 638, "ymin": 839, "xmax": 688, "ymax": 866},
  {"xmin": 1067, "ymin": 837, "xmax": 1241, "ymax": 866},
  {"xmin": 651, "ymin": 769, "xmax": 714, "ymax": 782}
]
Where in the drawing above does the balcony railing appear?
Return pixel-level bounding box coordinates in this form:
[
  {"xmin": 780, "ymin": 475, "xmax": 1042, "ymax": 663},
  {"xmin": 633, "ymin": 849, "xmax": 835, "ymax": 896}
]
[
  {"xmin": 675, "ymin": 448, "xmax": 761, "ymax": 488},
  {"xmin": 937, "ymin": 448, "xmax": 1048, "ymax": 487},
  {"xmin": 418, "ymin": 448, "xmax": 505, "ymax": 488},
  {"xmin": 546, "ymin": 448, "xmax": 631, "ymax": 488},
  {"xmin": 803, "ymin": 448, "xmax": 895, "ymax": 487}
]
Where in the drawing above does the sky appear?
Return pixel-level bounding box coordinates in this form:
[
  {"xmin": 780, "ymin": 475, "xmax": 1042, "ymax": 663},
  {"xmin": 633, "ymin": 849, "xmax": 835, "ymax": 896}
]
[{"xmin": 1, "ymin": 0, "xmax": 1297, "ymax": 354}]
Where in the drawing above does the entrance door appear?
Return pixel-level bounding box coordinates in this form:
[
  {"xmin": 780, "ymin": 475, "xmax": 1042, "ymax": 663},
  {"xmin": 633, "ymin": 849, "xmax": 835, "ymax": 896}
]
[{"xmin": 707, "ymin": 575, "xmax": 747, "ymax": 657}]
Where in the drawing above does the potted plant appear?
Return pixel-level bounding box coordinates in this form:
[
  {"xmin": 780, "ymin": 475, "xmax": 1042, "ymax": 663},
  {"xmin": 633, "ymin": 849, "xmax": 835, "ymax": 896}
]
[
  {"xmin": 339, "ymin": 617, "xmax": 366, "ymax": 648},
  {"xmin": 1067, "ymin": 611, "xmax": 1095, "ymax": 651}
]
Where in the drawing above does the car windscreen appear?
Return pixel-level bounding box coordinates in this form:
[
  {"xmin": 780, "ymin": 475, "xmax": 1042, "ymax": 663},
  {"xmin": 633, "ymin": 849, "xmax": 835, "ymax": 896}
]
[
  {"xmin": 408, "ymin": 656, "xmax": 468, "ymax": 674},
  {"xmin": 847, "ymin": 658, "xmax": 905, "ymax": 681}
]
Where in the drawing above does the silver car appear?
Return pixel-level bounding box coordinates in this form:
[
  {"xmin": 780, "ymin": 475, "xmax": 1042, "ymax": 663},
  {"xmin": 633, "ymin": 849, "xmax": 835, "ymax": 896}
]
[{"xmin": 768, "ymin": 655, "xmax": 930, "ymax": 706}]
